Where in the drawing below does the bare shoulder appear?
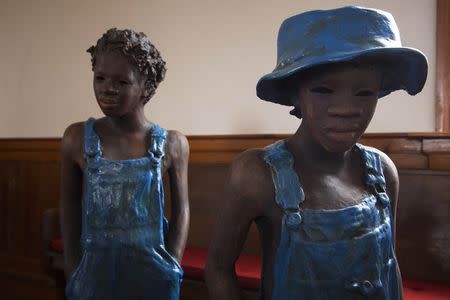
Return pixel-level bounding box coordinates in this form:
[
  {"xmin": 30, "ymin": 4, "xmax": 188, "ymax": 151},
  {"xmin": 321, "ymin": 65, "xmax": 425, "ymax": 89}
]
[
  {"xmin": 165, "ymin": 130, "xmax": 189, "ymax": 165},
  {"xmin": 61, "ymin": 122, "xmax": 84, "ymax": 164},
  {"xmin": 230, "ymin": 148, "xmax": 271, "ymax": 183},
  {"xmin": 363, "ymin": 146, "xmax": 399, "ymax": 199},
  {"xmin": 364, "ymin": 146, "xmax": 398, "ymax": 179},
  {"xmin": 228, "ymin": 148, "xmax": 274, "ymax": 213}
]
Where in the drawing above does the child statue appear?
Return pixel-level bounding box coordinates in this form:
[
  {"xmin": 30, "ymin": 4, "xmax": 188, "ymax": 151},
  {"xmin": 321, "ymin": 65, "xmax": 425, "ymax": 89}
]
[
  {"xmin": 60, "ymin": 28, "xmax": 189, "ymax": 300},
  {"xmin": 206, "ymin": 6, "xmax": 427, "ymax": 300}
]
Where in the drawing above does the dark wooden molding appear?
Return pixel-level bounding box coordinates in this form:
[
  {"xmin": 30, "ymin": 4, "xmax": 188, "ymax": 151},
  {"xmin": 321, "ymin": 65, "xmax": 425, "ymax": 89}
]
[
  {"xmin": 436, "ymin": 0, "xmax": 450, "ymax": 131},
  {"xmin": 188, "ymin": 133, "xmax": 450, "ymax": 169},
  {"xmin": 2, "ymin": 133, "xmax": 450, "ymax": 168}
]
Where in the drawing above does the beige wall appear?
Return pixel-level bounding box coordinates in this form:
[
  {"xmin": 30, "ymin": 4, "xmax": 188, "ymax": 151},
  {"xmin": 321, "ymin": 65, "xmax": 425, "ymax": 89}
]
[{"xmin": 0, "ymin": 0, "xmax": 436, "ymax": 137}]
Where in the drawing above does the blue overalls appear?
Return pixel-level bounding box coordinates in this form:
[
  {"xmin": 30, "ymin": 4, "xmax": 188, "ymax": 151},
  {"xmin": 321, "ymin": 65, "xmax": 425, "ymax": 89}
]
[
  {"xmin": 263, "ymin": 141, "xmax": 402, "ymax": 299},
  {"xmin": 66, "ymin": 118, "xmax": 183, "ymax": 300}
]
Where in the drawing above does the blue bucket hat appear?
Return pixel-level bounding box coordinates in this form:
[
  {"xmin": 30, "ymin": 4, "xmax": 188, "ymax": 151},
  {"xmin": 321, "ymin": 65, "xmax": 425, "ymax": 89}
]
[{"xmin": 256, "ymin": 6, "xmax": 428, "ymax": 106}]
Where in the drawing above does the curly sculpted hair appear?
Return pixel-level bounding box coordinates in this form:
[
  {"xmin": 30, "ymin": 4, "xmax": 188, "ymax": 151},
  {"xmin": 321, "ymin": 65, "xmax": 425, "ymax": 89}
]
[{"xmin": 87, "ymin": 28, "xmax": 167, "ymax": 104}]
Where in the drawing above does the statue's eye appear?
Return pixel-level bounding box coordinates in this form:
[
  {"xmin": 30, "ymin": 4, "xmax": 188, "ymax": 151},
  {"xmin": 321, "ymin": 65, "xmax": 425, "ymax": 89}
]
[
  {"xmin": 356, "ymin": 90, "xmax": 375, "ymax": 96},
  {"xmin": 95, "ymin": 76, "xmax": 105, "ymax": 81},
  {"xmin": 310, "ymin": 86, "xmax": 333, "ymax": 94},
  {"xmin": 119, "ymin": 80, "xmax": 130, "ymax": 85}
]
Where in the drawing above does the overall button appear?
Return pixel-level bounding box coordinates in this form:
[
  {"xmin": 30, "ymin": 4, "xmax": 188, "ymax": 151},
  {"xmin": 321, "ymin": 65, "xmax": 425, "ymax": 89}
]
[
  {"xmin": 285, "ymin": 212, "xmax": 302, "ymax": 230},
  {"xmin": 345, "ymin": 280, "xmax": 375, "ymax": 296},
  {"xmin": 361, "ymin": 280, "xmax": 374, "ymax": 296},
  {"xmin": 345, "ymin": 280, "xmax": 360, "ymax": 292},
  {"xmin": 85, "ymin": 137, "xmax": 100, "ymax": 157},
  {"xmin": 376, "ymin": 192, "xmax": 390, "ymax": 208},
  {"xmin": 387, "ymin": 258, "xmax": 395, "ymax": 266}
]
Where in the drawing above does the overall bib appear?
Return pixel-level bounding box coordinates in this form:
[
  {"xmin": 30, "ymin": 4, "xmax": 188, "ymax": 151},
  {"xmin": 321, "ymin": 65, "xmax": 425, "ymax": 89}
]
[
  {"xmin": 66, "ymin": 118, "xmax": 182, "ymax": 300},
  {"xmin": 264, "ymin": 141, "xmax": 402, "ymax": 300}
]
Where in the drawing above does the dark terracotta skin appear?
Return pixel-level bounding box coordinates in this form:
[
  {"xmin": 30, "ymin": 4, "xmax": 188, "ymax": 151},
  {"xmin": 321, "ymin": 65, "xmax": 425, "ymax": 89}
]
[
  {"xmin": 60, "ymin": 51, "xmax": 190, "ymax": 279},
  {"xmin": 205, "ymin": 64, "xmax": 400, "ymax": 300}
]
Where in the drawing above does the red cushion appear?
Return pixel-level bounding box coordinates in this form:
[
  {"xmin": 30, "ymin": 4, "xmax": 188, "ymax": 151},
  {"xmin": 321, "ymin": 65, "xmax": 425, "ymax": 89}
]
[
  {"xmin": 51, "ymin": 239, "xmax": 450, "ymax": 297},
  {"xmin": 181, "ymin": 246, "xmax": 261, "ymax": 290},
  {"xmin": 233, "ymin": 251, "xmax": 261, "ymax": 290},
  {"xmin": 403, "ymin": 278, "xmax": 450, "ymax": 300},
  {"xmin": 51, "ymin": 238, "xmax": 64, "ymax": 253},
  {"xmin": 181, "ymin": 246, "xmax": 207, "ymax": 281}
]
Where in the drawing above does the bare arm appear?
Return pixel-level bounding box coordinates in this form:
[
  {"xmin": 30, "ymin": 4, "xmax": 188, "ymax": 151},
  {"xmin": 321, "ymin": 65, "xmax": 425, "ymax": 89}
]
[
  {"xmin": 60, "ymin": 123, "xmax": 84, "ymax": 279},
  {"xmin": 205, "ymin": 150, "xmax": 269, "ymax": 300},
  {"xmin": 373, "ymin": 149, "xmax": 400, "ymax": 242},
  {"xmin": 373, "ymin": 148, "xmax": 403, "ymax": 299},
  {"xmin": 165, "ymin": 131, "xmax": 190, "ymax": 262}
]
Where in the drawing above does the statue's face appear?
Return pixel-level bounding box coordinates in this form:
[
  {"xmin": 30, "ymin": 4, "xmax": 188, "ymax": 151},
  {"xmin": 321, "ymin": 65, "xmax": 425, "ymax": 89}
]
[
  {"xmin": 294, "ymin": 63, "xmax": 381, "ymax": 153},
  {"xmin": 93, "ymin": 51, "xmax": 146, "ymax": 117}
]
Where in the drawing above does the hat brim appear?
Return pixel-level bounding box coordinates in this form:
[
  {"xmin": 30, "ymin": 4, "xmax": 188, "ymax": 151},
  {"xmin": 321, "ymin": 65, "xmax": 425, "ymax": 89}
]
[{"xmin": 256, "ymin": 47, "xmax": 428, "ymax": 106}]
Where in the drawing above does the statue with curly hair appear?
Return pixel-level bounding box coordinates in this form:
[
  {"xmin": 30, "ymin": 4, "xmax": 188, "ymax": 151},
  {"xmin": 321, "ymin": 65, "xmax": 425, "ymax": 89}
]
[
  {"xmin": 86, "ymin": 28, "xmax": 167, "ymax": 104},
  {"xmin": 60, "ymin": 28, "xmax": 189, "ymax": 300}
]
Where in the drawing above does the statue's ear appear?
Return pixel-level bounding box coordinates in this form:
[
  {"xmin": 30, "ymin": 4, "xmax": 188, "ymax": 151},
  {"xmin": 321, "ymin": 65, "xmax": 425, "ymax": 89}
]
[
  {"xmin": 288, "ymin": 91, "xmax": 302, "ymax": 119},
  {"xmin": 289, "ymin": 107, "xmax": 302, "ymax": 119},
  {"xmin": 142, "ymin": 80, "xmax": 150, "ymax": 99}
]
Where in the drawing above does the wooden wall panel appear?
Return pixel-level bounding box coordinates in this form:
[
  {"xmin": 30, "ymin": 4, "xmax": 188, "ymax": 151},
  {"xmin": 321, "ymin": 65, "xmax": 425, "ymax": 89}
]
[
  {"xmin": 0, "ymin": 159, "xmax": 60, "ymax": 259},
  {"xmin": 0, "ymin": 140, "xmax": 62, "ymax": 299},
  {"xmin": 0, "ymin": 133, "xmax": 450, "ymax": 299},
  {"xmin": 185, "ymin": 164, "xmax": 260, "ymax": 256},
  {"xmin": 397, "ymin": 170, "xmax": 450, "ymax": 281}
]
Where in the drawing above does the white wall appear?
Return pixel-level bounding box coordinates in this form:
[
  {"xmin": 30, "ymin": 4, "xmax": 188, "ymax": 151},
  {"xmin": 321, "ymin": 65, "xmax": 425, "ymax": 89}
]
[{"xmin": 0, "ymin": 0, "xmax": 436, "ymax": 137}]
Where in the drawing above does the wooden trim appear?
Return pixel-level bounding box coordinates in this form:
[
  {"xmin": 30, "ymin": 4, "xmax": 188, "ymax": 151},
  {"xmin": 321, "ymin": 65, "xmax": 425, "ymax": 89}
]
[
  {"xmin": 1, "ymin": 133, "xmax": 450, "ymax": 168},
  {"xmin": 0, "ymin": 139, "xmax": 60, "ymax": 151},
  {"xmin": 0, "ymin": 139, "xmax": 60, "ymax": 161},
  {"xmin": 189, "ymin": 133, "xmax": 450, "ymax": 168},
  {"xmin": 436, "ymin": 0, "xmax": 450, "ymax": 131}
]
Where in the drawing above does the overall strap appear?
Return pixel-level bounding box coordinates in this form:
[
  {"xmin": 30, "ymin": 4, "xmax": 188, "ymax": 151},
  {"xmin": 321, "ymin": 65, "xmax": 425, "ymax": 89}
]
[
  {"xmin": 83, "ymin": 118, "xmax": 102, "ymax": 160},
  {"xmin": 147, "ymin": 124, "xmax": 169, "ymax": 239},
  {"xmin": 356, "ymin": 144, "xmax": 390, "ymax": 208},
  {"xmin": 263, "ymin": 140, "xmax": 305, "ymax": 230},
  {"xmin": 147, "ymin": 124, "xmax": 168, "ymax": 164}
]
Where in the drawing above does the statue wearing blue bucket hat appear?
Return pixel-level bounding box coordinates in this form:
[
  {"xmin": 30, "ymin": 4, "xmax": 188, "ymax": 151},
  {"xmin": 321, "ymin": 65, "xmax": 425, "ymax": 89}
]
[{"xmin": 206, "ymin": 6, "xmax": 427, "ymax": 300}]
